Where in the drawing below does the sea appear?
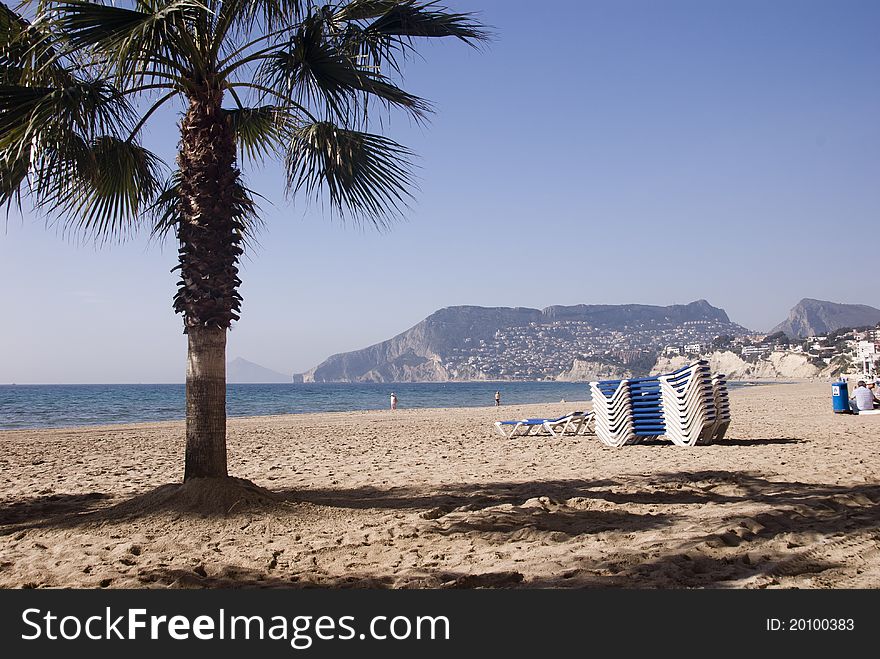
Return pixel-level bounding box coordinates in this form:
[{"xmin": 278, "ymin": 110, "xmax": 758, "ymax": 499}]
[
  {"xmin": 0, "ymin": 380, "xmax": 766, "ymax": 431},
  {"xmin": 0, "ymin": 381, "xmax": 598, "ymax": 430}
]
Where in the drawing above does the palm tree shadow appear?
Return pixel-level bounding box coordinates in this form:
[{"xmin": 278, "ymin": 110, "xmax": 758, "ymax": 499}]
[
  {"xmin": 279, "ymin": 478, "xmax": 621, "ymax": 512},
  {"xmin": 433, "ymin": 507, "xmax": 674, "ymax": 539},
  {"xmin": 0, "ymin": 492, "xmax": 111, "ymax": 528},
  {"xmin": 0, "ymin": 477, "xmax": 285, "ymax": 535},
  {"xmin": 4, "ymin": 470, "xmax": 880, "ymax": 589},
  {"xmin": 133, "ymin": 565, "xmax": 527, "ymax": 589}
]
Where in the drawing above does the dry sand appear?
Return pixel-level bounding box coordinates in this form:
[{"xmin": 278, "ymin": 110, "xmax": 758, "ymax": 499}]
[{"xmin": 1, "ymin": 381, "xmax": 879, "ymax": 589}]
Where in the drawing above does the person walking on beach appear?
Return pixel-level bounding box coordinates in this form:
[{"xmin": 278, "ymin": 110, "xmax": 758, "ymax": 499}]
[
  {"xmin": 390, "ymin": 392, "xmax": 398, "ymax": 410},
  {"xmin": 494, "ymin": 390, "xmax": 501, "ymax": 406}
]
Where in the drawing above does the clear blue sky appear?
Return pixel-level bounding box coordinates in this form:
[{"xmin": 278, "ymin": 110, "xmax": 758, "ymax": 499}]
[{"xmin": 2, "ymin": 0, "xmax": 879, "ymax": 383}]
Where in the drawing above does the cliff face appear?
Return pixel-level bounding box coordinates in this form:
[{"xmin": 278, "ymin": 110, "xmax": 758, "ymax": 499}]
[
  {"xmin": 651, "ymin": 351, "xmax": 821, "ymax": 380},
  {"xmin": 301, "ymin": 300, "xmax": 744, "ymax": 383},
  {"xmin": 302, "ymin": 306, "xmax": 532, "ymax": 382},
  {"xmin": 770, "ymin": 299, "xmax": 880, "ymax": 338},
  {"xmin": 300, "ymin": 306, "xmax": 512, "ymax": 383}
]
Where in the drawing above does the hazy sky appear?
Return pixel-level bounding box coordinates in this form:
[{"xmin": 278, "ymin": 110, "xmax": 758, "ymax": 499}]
[{"xmin": 2, "ymin": 0, "xmax": 879, "ymax": 383}]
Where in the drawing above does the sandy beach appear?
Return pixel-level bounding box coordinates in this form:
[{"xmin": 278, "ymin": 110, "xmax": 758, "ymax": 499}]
[{"xmin": 1, "ymin": 381, "xmax": 879, "ymax": 589}]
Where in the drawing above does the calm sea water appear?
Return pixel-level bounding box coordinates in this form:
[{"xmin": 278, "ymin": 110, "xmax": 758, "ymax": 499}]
[
  {"xmin": 0, "ymin": 381, "xmax": 598, "ymax": 430},
  {"xmin": 0, "ymin": 380, "xmax": 767, "ymax": 431}
]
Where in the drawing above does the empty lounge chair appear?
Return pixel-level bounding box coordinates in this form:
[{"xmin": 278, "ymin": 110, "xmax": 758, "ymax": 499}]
[
  {"xmin": 544, "ymin": 410, "xmax": 595, "ymax": 437},
  {"xmin": 494, "ymin": 411, "xmax": 594, "ymax": 439}
]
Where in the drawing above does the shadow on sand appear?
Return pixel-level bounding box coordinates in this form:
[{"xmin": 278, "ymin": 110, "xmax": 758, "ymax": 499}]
[{"xmin": 3, "ymin": 468, "xmax": 878, "ymax": 588}]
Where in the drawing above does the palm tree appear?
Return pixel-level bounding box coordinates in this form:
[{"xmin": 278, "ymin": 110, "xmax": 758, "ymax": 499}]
[{"xmin": 1, "ymin": 1, "xmax": 487, "ymax": 486}]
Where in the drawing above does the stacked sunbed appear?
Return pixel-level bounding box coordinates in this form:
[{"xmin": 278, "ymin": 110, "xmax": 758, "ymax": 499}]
[
  {"xmin": 589, "ymin": 377, "xmax": 666, "ymax": 446},
  {"xmin": 658, "ymin": 361, "xmax": 716, "ymax": 446},
  {"xmin": 711, "ymin": 373, "xmax": 731, "ymax": 440},
  {"xmin": 589, "ymin": 361, "xmax": 731, "ymax": 447}
]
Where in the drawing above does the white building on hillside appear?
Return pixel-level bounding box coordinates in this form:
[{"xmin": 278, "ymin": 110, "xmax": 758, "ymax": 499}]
[{"xmin": 856, "ymin": 341, "xmax": 877, "ymax": 377}]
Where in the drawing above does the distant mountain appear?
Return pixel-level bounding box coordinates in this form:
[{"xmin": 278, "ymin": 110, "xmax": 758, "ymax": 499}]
[
  {"xmin": 227, "ymin": 357, "xmax": 290, "ymax": 383},
  {"xmin": 769, "ymin": 299, "xmax": 880, "ymax": 338},
  {"xmin": 300, "ymin": 300, "xmax": 750, "ymax": 383}
]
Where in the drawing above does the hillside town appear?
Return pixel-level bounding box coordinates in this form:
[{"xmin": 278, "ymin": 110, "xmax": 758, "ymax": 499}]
[
  {"xmin": 696, "ymin": 324, "xmax": 880, "ymax": 379},
  {"xmin": 443, "ymin": 317, "xmax": 748, "ymax": 380},
  {"xmin": 443, "ymin": 319, "xmax": 880, "ymax": 381},
  {"xmin": 301, "ymin": 299, "xmax": 880, "ymax": 383}
]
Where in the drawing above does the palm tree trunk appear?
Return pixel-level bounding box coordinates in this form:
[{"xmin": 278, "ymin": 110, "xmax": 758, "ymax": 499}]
[
  {"xmin": 185, "ymin": 325, "xmax": 228, "ymax": 479},
  {"xmin": 174, "ymin": 87, "xmax": 243, "ymax": 481}
]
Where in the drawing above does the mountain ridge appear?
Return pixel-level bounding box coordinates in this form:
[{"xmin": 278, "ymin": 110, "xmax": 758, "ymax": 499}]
[
  {"xmin": 769, "ymin": 298, "xmax": 880, "ymax": 338},
  {"xmin": 300, "ymin": 300, "xmax": 747, "ymax": 383}
]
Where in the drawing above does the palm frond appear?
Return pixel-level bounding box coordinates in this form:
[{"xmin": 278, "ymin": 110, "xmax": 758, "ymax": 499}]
[
  {"xmin": 333, "ymin": 1, "xmax": 490, "ymax": 75},
  {"xmin": 32, "ymin": 135, "xmax": 164, "ymax": 241},
  {"xmin": 2, "ymin": 0, "xmax": 487, "ymax": 246},
  {"xmin": 149, "ymin": 170, "xmax": 183, "ymax": 239},
  {"xmin": 1, "ymin": 3, "xmax": 72, "ymax": 87},
  {"xmin": 51, "ymin": 0, "xmax": 205, "ymax": 84},
  {"xmin": 285, "ymin": 121, "xmax": 415, "ymax": 226},
  {"xmin": 223, "ymin": 104, "xmax": 289, "ymax": 160},
  {"xmin": 333, "ymin": 0, "xmax": 402, "ymax": 22},
  {"xmin": 0, "ymin": 147, "xmax": 31, "ymax": 210},
  {"xmin": 0, "ymin": 78, "xmax": 133, "ymax": 155},
  {"xmin": 216, "ymin": 0, "xmax": 307, "ymax": 33},
  {"xmin": 0, "ymin": 3, "xmax": 31, "ymax": 80},
  {"xmin": 257, "ymin": 17, "xmax": 429, "ymax": 121},
  {"xmin": 366, "ymin": 1, "xmax": 489, "ymax": 43}
]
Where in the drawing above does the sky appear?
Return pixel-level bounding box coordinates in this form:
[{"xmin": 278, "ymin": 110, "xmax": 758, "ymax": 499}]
[{"xmin": 2, "ymin": 0, "xmax": 880, "ymax": 383}]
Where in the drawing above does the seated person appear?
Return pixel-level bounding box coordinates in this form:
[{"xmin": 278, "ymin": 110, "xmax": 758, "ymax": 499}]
[
  {"xmin": 869, "ymin": 381, "xmax": 880, "ymax": 408},
  {"xmin": 850, "ymin": 381, "xmax": 877, "ymax": 412}
]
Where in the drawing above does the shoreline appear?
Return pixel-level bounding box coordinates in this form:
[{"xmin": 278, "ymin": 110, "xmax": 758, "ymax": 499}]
[
  {"xmin": 0, "ymin": 399, "xmax": 596, "ymax": 436},
  {"xmin": 0, "ymin": 379, "xmax": 811, "ymax": 433}
]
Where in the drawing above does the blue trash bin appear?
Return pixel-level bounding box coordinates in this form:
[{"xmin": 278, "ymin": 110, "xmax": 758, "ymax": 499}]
[{"xmin": 832, "ymin": 380, "xmax": 851, "ymax": 414}]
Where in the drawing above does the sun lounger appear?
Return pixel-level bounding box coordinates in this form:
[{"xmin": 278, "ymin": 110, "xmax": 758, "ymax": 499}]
[
  {"xmin": 494, "ymin": 416, "xmax": 553, "ymax": 438},
  {"xmin": 494, "ymin": 411, "xmax": 594, "ymax": 439},
  {"xmin": 543, "ymin": 410, "xmax": 595, "ymax": 437},
  {"xmin": 590, "ymin": 360, "xmax": 732, "ymax": 447}
]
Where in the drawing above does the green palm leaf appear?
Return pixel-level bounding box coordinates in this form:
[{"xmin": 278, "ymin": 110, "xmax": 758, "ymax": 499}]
[
  {"xmin": 217, "ymin": 0, "xmax": 307, "ymax": 31},
  {"xmin": 334, "ymin": 1, "xmax": 489, "ymax": 77},
  {"xmin": 258, "ymin": 16, "xmax": 429, "ymax": 121},
  {"xmin": 32, "ymin": 134, "xmax": 164, "ymax": 241},
  {"xmin": 52, "ymin": 0, "xmax": 204, "ymax": 84},
  {"xmin": 286, "ymin": 121, "xmax": 415, "ymax": 226},
  {"xmin": 334, "ymin": 0, "xmax": 403, "ymax": 22},
  {"xmin": 367, "ymin": 1, "xmax": 489, "ymax": 42},
  {"xmin": 0, "ymin": 146, "xmax": 30, "ymax": 208},
  {"xmin": 223, "ymin": 104, "xmax": 289, "ymax": 160},
  {"xmin": 0, "ymin": 78, "xmax": 133, "ymax": 154},
  {"xmin": 1, "ymin": 3, "xmax": 72, "ymax": 87}
]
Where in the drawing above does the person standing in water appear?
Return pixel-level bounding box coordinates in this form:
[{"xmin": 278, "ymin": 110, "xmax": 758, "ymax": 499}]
[
  {"xmin": 390, "ymin": 392, "xmax": 398, "ymax": 410},
  {"xmin": 494, "ymin": 390, "xmax": 501, "ymax": 406}
]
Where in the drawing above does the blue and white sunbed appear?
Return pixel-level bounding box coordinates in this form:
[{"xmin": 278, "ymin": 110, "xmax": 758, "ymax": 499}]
[{"xmin": 494, "ymin": 411, "xmax": 594, "ymax": 439}]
